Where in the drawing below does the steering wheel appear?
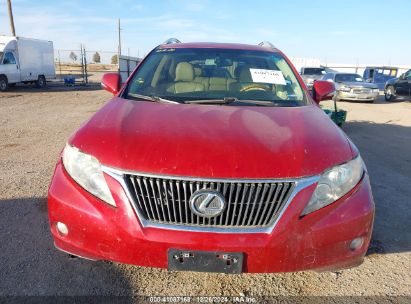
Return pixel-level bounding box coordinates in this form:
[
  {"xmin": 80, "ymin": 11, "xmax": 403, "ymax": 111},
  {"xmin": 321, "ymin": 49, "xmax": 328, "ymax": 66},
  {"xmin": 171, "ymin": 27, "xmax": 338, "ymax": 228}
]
[{"xmin": 240, "ymin": 84, "xmax": 271, "ymax": 92}]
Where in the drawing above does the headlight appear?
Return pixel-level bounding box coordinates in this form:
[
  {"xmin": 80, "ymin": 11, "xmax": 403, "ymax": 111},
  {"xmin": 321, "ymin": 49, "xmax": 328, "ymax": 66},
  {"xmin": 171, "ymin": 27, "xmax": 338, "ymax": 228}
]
[
  {"xmin": 302, "ymin": 156, "xmax": 364, "ymax": 215},
  {"xmin": 62, "ymin": 144, "xmax": 116, "ymax": 207},
  {"xmin": 339, "ymin": 86, "xmax": 351, "ymax": 92},
  {"xmin": 372, "ymin": 88, "xmax": 379, "ymax": 93}
]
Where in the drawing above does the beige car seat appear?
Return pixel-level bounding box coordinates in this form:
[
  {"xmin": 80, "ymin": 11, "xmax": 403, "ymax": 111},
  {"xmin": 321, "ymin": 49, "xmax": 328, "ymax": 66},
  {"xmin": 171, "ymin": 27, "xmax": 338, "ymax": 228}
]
[
  {"xmin": 167, "ymin": 62, "xmax": 204, "ymax": 94},
  {"xmin": 230, "ymin": 66, "xmax": 255, "ymax": 91},
  {"xmin": 194, "ymin": 67, "xmax": 234, "ymax": 91},
  {"xmin": 194, "ymin": 66, "xmax": 210, "ymax": 90}
]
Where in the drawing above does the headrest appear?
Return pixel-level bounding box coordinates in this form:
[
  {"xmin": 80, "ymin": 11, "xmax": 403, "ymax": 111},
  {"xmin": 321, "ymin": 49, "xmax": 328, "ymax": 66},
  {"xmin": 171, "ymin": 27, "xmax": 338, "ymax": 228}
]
[
  {"xmin": 237, "ymin": 66, "xmax": 252, "ymax": 82},
  {"xmin": 175, "ymin": 62, "xmax": 194, "ymax": 82},
  {"xmin": 193, "ymin": 67, "xmax": 202, "ymax": 77}
]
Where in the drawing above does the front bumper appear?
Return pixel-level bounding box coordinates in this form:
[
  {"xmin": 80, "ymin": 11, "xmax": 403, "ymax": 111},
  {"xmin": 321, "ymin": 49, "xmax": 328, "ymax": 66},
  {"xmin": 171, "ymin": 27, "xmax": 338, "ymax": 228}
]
[
  {"xmin": 336, "ymin": 90, "xmax": 379, "ymax": 101},
  {"xmin": 48, "ymin": 161, "xmax": 375, "ymax": 273}
]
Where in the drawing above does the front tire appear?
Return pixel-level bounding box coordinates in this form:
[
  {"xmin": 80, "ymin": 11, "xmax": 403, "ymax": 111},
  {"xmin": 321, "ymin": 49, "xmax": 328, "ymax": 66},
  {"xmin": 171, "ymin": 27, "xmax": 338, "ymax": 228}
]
[
  {"xmin": 36, "ymin": 75, "xmax": 46, "ymax": 88},
  {"xmin": 385, "ymin": 86, "xmax": 396, "ymax": 101},
  {"xmin": 0, "ymin": 76, "xmax": 8, "ymax": 92}
]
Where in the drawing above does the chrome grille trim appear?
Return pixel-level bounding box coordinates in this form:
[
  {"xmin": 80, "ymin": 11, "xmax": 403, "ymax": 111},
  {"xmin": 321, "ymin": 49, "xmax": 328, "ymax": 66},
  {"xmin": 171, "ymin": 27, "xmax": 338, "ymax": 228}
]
[
  {"xmin": 127, "ymin": 176, "xmax": 294, "ymax": 228},
  {"xmin": 352, "ymin": 88, "xmax": 371, "ymax": 94},
  {"xmin": 103, "ymin": 166, "xmax": 320, "ymax": 234}
]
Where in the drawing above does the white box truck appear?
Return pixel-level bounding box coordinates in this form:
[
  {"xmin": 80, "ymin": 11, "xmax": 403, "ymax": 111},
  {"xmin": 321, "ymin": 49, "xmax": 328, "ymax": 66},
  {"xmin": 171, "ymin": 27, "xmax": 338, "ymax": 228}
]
[{"xmin": 0, "ymin": 36, "xmax": 55, "ymax": 91}]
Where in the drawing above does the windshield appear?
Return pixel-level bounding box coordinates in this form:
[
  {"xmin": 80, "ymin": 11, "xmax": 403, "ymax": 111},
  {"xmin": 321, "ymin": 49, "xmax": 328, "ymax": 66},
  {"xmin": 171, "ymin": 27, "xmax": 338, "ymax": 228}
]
[
  {"xmin": 302, "ymin": 68, "xmax": 325, "ymax": 75},
  {"xmin": 335, "ymin": 74, "xmax": 363, "ymax": 83},
  {"xmin": 124, "ymin": 48, "xmax": 306, "ymax": 106}
]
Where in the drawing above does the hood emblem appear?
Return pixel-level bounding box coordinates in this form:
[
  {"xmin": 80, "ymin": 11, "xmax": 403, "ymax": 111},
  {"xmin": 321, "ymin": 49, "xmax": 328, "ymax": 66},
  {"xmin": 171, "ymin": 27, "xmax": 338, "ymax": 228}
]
[{"xmin": 189, "ymin": 190, "xmax": 226, "ymax": 218}]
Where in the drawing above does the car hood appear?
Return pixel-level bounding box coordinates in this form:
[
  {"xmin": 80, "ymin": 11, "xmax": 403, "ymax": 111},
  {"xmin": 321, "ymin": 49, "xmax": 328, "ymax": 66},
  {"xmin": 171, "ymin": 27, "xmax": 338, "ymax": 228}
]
[
  {"xmin": 70, "ymin": 97, "xmax": 354, "ymax": 179},
  {"xmin": 386, "ymin": 78, "xmax": 398, "ymax": 85},
  {"xmin": 301, "ymin": 75, "xmax": 324, "ymax": 82},
  {"xmin": 337, "ymin": 82, "xmax": 378, "ymax": 89}
]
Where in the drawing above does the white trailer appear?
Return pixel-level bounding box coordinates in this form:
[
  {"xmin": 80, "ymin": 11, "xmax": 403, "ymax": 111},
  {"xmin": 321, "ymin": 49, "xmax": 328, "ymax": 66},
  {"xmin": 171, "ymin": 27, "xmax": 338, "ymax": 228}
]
[{"xmin": 0, "ymin": 36, "xmax": 55, "ymax": 91}]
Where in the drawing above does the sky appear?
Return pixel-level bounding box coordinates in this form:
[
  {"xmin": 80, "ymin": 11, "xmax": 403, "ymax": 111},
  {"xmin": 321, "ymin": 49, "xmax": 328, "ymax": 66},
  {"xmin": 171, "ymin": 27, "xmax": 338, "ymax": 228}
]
[{"xmin": 0, "ymin": 0, "xmax": 409, "ymax": 65}]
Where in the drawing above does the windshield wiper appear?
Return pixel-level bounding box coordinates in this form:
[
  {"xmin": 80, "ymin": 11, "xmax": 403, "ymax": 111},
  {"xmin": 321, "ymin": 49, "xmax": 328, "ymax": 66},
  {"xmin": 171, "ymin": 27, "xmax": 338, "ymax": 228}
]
[
  {"xmin": 128, "ymin": 93, "xmax": 179, "ymax": 104},
  {"xmin": 185, "ymin": 97, "xmax": 238, "ymax": 104},
  {"xmin": 185, "ymin": 97, "xmax": 278, "ymax": 106}
]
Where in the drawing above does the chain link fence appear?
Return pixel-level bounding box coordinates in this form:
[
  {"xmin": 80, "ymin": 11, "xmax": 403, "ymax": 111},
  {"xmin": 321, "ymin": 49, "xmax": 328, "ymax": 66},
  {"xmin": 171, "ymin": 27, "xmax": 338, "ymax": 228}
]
[{"xmin": 54, "ymin": 47, "xmax": 118, "ymax": 85}]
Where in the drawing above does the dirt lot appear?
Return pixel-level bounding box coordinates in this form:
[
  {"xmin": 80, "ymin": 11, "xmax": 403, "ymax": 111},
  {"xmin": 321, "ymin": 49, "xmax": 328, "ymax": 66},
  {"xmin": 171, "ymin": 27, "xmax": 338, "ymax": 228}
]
[{"xmin": 0, "ymin": 86, "xmax": 410, "ymax": 298}]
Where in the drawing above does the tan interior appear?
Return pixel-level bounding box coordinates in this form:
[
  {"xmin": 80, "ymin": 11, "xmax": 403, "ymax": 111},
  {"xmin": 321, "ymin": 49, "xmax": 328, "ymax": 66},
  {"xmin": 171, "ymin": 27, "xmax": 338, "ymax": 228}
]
[
  {"xmin": 193, "ymin": 65, "xmax": 235, "ymax": 91},
  {"xmin": 166, "ymin": 62, "xmax": 205, "ymax": 94},
  {"xmin": 229, "ymin": 66, "xmax": 254, "ymax": 91},
  {"xmin": 162, "ymin": 60, "xmax": 301, "ymax": 100}
]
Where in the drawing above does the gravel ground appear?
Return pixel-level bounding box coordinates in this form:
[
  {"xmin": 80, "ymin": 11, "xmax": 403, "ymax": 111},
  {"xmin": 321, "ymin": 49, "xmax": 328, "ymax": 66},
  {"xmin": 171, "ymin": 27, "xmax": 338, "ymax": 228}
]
[{"xmin": 0, "ymin": 86, "xmax": 410, "ymax": 298}]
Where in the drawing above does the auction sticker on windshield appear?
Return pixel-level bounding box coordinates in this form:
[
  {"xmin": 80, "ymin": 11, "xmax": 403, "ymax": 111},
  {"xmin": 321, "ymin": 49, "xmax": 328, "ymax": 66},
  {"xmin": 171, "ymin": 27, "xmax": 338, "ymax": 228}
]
[{"xmin": 250, "ymin": 69, "xmax": 286, "ymax": 85}]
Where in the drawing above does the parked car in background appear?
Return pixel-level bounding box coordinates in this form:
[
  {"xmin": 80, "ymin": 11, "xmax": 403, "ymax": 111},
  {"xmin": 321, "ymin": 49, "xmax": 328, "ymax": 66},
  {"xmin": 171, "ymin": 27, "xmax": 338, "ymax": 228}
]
[
  {"xmin": 363, "ymin": 66, "xmax": 398, "ymax": 90},
  {"xmin": 0, "ymin": 36, "xmax": 55, "ymax": 91},
  {"xmin": 322, "ymin": 72, "xmax": 379, "ymax": 103},
  {"xmin": 384, "ymin": 69, "xmax": 411, "ymax": 101},
  {"xmin": 300, "ymin": 67, "xmax": 326, "ymax": 89},
  {"xmin": 48, "ymin": 40, "xmax": 374, "ymax": 274}
]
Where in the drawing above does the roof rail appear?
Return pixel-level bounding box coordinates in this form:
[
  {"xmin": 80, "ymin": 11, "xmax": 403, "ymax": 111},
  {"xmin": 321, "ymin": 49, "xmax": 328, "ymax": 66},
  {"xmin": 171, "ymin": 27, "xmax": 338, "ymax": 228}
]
[
  {"xmin": 258, "ymin": 41, "xmax": 276, "ymax": 49},
  {"xmin": 163, "ymin": 38, "xmax": 181, "ymax": 44}
]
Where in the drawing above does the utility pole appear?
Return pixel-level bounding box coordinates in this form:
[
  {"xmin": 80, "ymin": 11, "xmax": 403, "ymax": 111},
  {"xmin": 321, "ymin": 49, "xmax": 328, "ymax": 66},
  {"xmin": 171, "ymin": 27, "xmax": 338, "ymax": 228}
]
[
  {"xmin": 7, "ymin": 0, "xmax": 16, "ymax": 36},
  {"xmin": 118, "ymin": 18, "xmax": 122, "ymax": 57},
  {"xmin": 117, "ymin": 18, "xmax": 122, "ymax": 73}
]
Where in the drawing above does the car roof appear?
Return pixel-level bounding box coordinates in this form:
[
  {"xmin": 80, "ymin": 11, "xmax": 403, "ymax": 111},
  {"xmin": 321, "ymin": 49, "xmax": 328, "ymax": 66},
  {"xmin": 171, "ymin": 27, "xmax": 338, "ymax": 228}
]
[
  {"xmin": 335, "ymin": 72, "xmax": 361, "ymax": 75},
  {"xmin": 158, "ymin": 42, "xmax": 280, "ymax": 53},
  {"xmin": 365, "ymin": 66, "xmax": 398, "ymax": 69}
]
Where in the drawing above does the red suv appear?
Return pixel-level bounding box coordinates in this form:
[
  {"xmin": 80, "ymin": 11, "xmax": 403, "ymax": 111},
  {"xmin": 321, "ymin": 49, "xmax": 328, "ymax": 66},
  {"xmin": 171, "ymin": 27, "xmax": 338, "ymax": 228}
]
[{"xmin": 48, "ymin": 40, "xmax": 375, "ymax": 273}]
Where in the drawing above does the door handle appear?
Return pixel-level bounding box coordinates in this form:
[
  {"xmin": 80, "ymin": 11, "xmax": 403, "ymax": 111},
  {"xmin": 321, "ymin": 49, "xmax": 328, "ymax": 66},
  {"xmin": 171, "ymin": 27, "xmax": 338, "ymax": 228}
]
[{"xmin": 16, "ymin": 65, "xmax": 19, "ymax": 69}]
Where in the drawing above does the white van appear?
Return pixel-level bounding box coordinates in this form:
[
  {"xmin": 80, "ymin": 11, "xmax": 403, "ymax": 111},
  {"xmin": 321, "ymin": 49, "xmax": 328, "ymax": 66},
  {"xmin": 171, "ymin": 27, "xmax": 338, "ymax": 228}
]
[{"xmin": 0, "ymin": 36, "xmax": 55, "ymax": 91}]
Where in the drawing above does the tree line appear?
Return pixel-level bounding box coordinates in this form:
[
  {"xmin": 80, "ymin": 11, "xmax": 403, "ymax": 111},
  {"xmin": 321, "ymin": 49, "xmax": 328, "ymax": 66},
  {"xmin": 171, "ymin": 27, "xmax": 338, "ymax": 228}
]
[{"xmin": 68, "ymin": 51, "xmax": 118, "ymax": 64}]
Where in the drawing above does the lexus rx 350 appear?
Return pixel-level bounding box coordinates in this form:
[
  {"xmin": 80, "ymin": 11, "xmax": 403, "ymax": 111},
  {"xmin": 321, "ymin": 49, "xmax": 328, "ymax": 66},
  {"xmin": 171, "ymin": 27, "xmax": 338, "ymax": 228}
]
[{"xmin": 48, "ymin": 40, "xmax": 375, "ymax": 273}]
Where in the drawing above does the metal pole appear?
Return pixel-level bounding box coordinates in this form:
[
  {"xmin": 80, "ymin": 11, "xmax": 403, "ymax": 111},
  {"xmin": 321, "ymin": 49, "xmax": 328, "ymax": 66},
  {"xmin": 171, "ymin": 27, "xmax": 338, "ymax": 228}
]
[
  {"xmin": 80, "ymin": 44, "xmax": 84, "ymax": 84},
  {"xmin": 118, "ymin": 18, "xmax": 122, "ymax": 73},
  {"xmin": 127, "ymin": 48, "xmax": 130, "ymax": 77},
  {"xmin": 118, "ymin": 18, "xmax": 122, "ymax": 56},
  {"xmin": 58, "ymin": 50, "xmax": 62, "ymax": 80},
  {"xmin": 83, "ymin": 45, "xmax": 88, "ymax": 84}
]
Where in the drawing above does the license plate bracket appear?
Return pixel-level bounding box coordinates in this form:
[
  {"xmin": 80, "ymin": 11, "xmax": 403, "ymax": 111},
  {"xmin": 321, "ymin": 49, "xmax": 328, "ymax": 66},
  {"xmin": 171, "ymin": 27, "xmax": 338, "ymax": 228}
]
[{"xmin": 168, "ymin": 249, "xmax": 243, "ymax": 274}]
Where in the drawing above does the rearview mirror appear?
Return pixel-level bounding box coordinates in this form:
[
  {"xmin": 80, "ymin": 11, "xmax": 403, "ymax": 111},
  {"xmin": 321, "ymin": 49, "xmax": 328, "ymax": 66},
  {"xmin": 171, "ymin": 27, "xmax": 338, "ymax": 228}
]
[
  {"xmin": 101, "ymin": 73, "xmax": 121, "ymax": 95},
  {"xmin": 312, "ymin": 80, "xmax": 335, "ymax": 104}
]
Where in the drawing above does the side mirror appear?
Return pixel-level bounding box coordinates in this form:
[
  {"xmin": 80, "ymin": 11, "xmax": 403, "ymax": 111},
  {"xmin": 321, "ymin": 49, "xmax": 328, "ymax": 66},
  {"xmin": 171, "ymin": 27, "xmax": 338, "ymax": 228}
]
[
  {"xmin": 400, "ymin": 73, "xmax": 406, "ymax": 80},
  {"xmin": 312, "ymin": 80, "xmax": 335, "ymax": 104},
  {"xmin": 101, "ymin": 73, "xmax": 121, "ymax": 95}
]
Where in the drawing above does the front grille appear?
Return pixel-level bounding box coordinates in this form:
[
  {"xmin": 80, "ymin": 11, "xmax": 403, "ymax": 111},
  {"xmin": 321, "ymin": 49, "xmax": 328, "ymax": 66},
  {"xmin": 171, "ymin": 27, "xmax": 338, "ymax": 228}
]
[
  {"xmin": 124, "ymin": 174, "xmax": 295, "ymax": 228},
  {"xmin": 352, "ymin": 88, "xmax": 371, "ymax": 94}
]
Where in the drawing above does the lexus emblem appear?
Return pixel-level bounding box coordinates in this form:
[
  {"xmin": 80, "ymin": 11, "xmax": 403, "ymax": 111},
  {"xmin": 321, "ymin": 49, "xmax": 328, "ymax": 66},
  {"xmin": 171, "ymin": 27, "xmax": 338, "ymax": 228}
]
[{"xmin": 189, "ymin": 190, "xmax": 226, "ymax": 218}]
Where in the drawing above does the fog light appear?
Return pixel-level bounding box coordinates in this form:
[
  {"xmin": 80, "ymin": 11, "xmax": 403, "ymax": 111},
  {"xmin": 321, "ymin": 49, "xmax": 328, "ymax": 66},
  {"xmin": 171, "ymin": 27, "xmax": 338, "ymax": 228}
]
[
  {"xmin": 56, "ymin": 222, "xmax": 68, "ymax": 236},
  {"xmin": 349, "ymin": 237, "xmax": 364, "ymax": 251}
]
